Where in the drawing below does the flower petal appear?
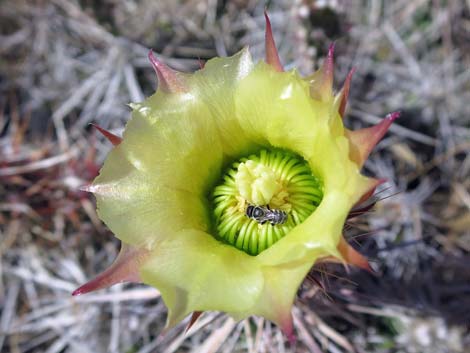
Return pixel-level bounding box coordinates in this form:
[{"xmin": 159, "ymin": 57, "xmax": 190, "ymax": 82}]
[
  {"xmin": 94, "ymin": 165, "xmax": 209, "ymax": 247},
  {"xmin": 251, "ymin": 262, "xmax": 312, "ymax": 339},
  {"xmin": 140, "ymin": 229, "xmax": 264, "ymax": 329},
  {"xmin": 190, "ymin": 48, "xmax": 256, "ymax": 156},
  {"xmin": 337, "ymin": 238, "xmax": 372, "ymax": 272},
  {"xmin": 72, "ymin": 244, "xmax": 148, "ymax": 295},
  {"xmin": 346, "ymin": 112, "xmax": 400, "ymax": 167},
  {"xmin": 235, "ymin": 62, "xmax": 372, "ymax": 267},
  {"xmin": 90, "ymin": 123, "xmax": 122, "ymax": 146},
  {"xmin": 122, "ymin": 94, "xmax": 223, "ymax": 194},
  {"xmin": 264, "ymin": 11, "xmax": 283, "ymax": 72},
  {"xmin": 333, "ymin": 67, "xmax": 355, "ymax": 118},
  {"xmin": 148, "ymin": 50, "xmax": 187, "ymax": 93},
  {"xmin": 257, "ymin": 190, "xmax": 349, "ymax": 266},
  {"xmin": 235, "ymin": 63, "xmax": 326, "ymax": 156},
  {"xmin": 307, "ymin": 43, "xmax": 335, "ymax": 102}
]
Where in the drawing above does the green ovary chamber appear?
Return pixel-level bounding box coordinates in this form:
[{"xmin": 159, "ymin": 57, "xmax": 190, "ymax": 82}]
[{"xmin": 212, "ymin": 149, "xmax": 323, "ymax": 255}]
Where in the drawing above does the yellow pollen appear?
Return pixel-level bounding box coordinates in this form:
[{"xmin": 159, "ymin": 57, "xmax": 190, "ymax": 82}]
[{"xmin": 234, "ymin": 160, "xmax": 281, "ymax": 205}]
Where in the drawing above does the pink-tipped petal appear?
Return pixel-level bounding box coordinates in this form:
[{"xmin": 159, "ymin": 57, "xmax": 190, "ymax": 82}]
[
  {"xmin": 148, "ymin": 50, "xmax": 186, "ymax": 93},
  {"xmin": 90, "ymin": 123, "xmax": 122, "ymax": 146},
  {"xmin": 308, "ymin": 43, "xmax": 335, "ymax": 101},
  {"xmin": 336, "ymin": 67, "xmax": 356, "ymax": 118},
  {"xmin": 355, "ymin": 177, "xmax": 387, "ymax": 206},
  {"xmin": 185, "ymin": 311, "xmax": 203, "ymax": 333},
  {"xmin": 264, "ymin": 11, "xmax": 283, "ymax": 72},
  {"xmin": 337, "ymin": 238, "xmax": 373, "ymax": 273},
  {"xmin": 347, "ymin": 112, "xmax": 400, "ymax": 167},
  {"xmin": 72, "ymin": 245, "xmax": 148, "ymax": 296},
  {"xmin": 282, "ymin": 317, "xmax": 297, "ymax": 346},
  {"xmin": 323, "ymin": 43, "xmax": 335, "ymax": 89}
]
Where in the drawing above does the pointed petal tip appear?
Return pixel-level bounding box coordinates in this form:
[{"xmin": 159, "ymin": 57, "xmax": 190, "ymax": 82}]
[
  {"xmin": 345, "ymin": 67, "xmax": 357, "ymax": 86},
  {"xmin": 147, "ymin": 49, "xmax": 160, "ymax": 68},
  {"xmin": 368, "ymin": 177, "xmax": 388, "ymax": 190},
  {"xmin": 264, "ymin": 10, "xmax": 283, "ymax": 72},
  {"xmin": 344, "ymin": 66, "xmax": 357, "ymax": 85},
  {"xmin": 325, "ymin": 43, "xmax": 334, "ymax": 73},
  {"xmin": 72, "ymin": 245, "xmax": 147, "ymax": 296},
  {"xmin": 278, "ymin": 312, "xmax": 296, "ymax": 345},
  {"xmin": 72, "ymin": 281, "xmax": 100, "ymax": 296},
  {"xmin": 148, "ymin": 49, "xmax": 186, "ymax": 93},
  {"xmin": 337, "ymin": 67, "xmax": 356, "ymax": 117},
  {"xmin": 90, "ymin": 123, "xmax": 122, "ymax": 146},
  {"xmin": 327, "ymin": 42, "xmax": 336, "ymax": 58},
  {"xmin": 357, "ymin": 258, "xmax": 374, "ymax": 273},
  {"xmin": 376, "ymin": 177, "xmax": 388, "ymax": 186},
  {"xmin": 386, "ymin": 111, "xmax": 401, "ymax": 121},
  {"xmin": 364, "ymin": 262, "xmax": 376, "ymax": 275},
  {"xmin": 338, "ymin": 238, "xmax": 373, "ymax": 273},
  {"xmin": 285, "ymin": 328, "xmax": 297, "ymax": 346},
  {"xmin": 356, "ymin": 177, "xmax": 387, "ymax": 205},
  {"xmin": 185, "ymin": 311, "xmax": 203, "ymax": 334},
  {"xmin": 72, "ymin": 287, "xmax": 84, "ymax": 296},
  {"xmin": 347, "ymin": 112, "xmax": 399, "ymax": 167},
  {"xmin": 308, "ymin": 42, "xmax": 338, "ymax": 101},
  {"xmin": 263, "ymin": 8, "xmax": 269, "ymax": 22}
]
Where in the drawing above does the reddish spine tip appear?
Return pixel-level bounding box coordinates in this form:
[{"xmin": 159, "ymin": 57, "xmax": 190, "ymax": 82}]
[
  {"xmin": 346, "ymin": 67, "xmax": 357, "ymax": 85},
  {"xmin": 264, "ymin": 10, "xmax": 283, "ymax": 72},
  {"xmin": 72, "ymin": 283, "xmax": 95, "ymax": 296},
  {"xmin": 338, "ymin": 238, "xmax": 372, "ymax": 273},
  {"xmin": 386, "ymin": 111, "xmax": 401, "ymax": 121},
  {"xmin": 148, "ymin": 50, "xmax": 159, "ymax": 67},
  {"xmin": 72, "ymin": 245, "xmax": 147, "ymax": 297},
  {"xmin": 185, "ymin": 311, "xmax": 203, "ymax": 333},
  {"xmin": 347, "ymin": 112, "xmax": 398, "ymax": 167},
  {"xmin": 316, "ymin": 42, "xmax": 335, "ymax": 100},
  {"xmin": 356, "ymin": 177, "xmax": 388, "ymax": 205},
  {"xmin": 280, "ymin": 315, "xmax": 296, "ymax": 345},
  {"xmin": 327, "ymin": 42, "xmax": 336, "ymax": 59},
  {"xmin": 90, "ymin": 123, "xmax": 122, "ymax": 146},
  {"xmin": 72, "ymin": 288, "xmax": 83, "ymax": 296},
  {"xmin": 286, "ymin": 331, "xmax": 297, "ymax": 346},
  {"xmin": 148, "ymin": 50, "xmax": 186, "ymax": 93},
  {"xmin": 364, "ymin": 262, "xmax": 376, "ymax": 275},
  {"xmin": 324, "ymin": 42, "xmax": 335, "ymax": 75},
  {"xmin": 338, "ymin": 67, "xmax": 356, "ymax": 118},
  {"xmin": 377, "ymin": 177, "xmax": 388, "ymax": 185}
]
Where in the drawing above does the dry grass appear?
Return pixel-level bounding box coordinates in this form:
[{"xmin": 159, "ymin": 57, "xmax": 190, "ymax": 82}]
[{"xmin": 1, "ymin": 0, "xmax": 469, "ymax": 352}]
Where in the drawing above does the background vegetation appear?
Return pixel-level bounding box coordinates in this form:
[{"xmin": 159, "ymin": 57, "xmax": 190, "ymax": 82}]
[{"xmin": 0, "ymin": 0, "xmax": 469, "ymax": 352}]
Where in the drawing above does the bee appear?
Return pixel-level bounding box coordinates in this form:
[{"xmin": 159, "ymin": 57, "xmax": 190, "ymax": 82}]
[{"xmin": 245, "ymin": 204, "xmax": 287, "ymax": 225}]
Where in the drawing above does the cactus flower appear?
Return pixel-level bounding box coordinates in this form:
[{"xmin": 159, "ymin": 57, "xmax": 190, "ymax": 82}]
[{"xmin": 74, "ymin": 13, "xmax": 398, "ymax": 339}]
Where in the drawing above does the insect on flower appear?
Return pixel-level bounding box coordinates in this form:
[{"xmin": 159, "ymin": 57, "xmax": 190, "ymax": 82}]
[
  {"xmin": 245, "ymin": 204, "xmax": 287, "ymax": 225},
  {"xmin": 73, "ymin": 11, "xmax": 399, "ymax": 341}
]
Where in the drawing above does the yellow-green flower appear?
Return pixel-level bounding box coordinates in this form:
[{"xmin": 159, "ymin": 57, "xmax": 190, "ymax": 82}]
[{"xmin": 74, "ymin": 13, "xmax": 398, "ymax": 339}]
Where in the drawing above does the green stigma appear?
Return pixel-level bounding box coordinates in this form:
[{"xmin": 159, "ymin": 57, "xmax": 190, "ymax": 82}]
[{"xmin": 212, "ymin": 149, "xmax": 323, "ymax": 256}]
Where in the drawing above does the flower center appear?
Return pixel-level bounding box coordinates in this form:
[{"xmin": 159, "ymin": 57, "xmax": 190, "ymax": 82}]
[{"xmin": 212, "ymin": 149, "xmax": 323, "ymax": 256}]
